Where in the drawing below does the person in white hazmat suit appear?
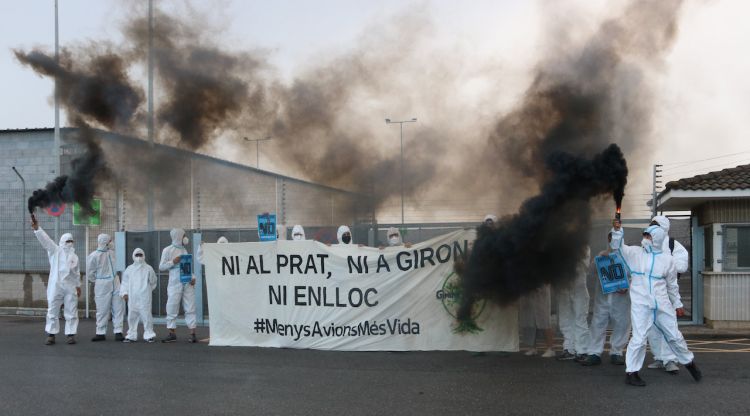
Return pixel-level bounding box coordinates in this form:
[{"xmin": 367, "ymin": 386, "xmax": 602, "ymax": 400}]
[
  {"xmin": 159, "ymin": 228, "xmax": 197, "ymax": 343},
  {"xmin": 291, "ymin": 225, "xmax": 306, "ymax": 241},
  {"xmin": 519, "ymin": 285, "xmax": 556, "ymax": 358},
  {"xmin": 610, "ymin": 223, "xmax": 701, "ymax": 386},
  {"xmin": 556, "ymin": 246, "xmax": 592, "ymax": 361},
  {"xmin": 646, "ymin": 215, "xmax": 689, "ymax": 374},
  {"xmin": 120, "ymin": 248, "xmax": 157, "ymax": 343},
  {"xmin": 581, "ymin": 231, "xmax": 631, "ymax": 366},
  {"xmin": 31, "ymin": 217, "xmax": 81, "ymax": 345},
  {"xmin": 87, "ymin": 233, "xmax": 125, "ymax": 342}
]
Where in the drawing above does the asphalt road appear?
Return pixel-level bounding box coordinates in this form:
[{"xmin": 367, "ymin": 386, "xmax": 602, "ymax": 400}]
[{"xmin": 1, "ymin": 316, "xmax": 748, "ymax": 416}]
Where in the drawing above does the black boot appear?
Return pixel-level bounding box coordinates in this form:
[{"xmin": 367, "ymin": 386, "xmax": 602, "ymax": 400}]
[
  {"xmin": 626, "ymin": 371, "xmax": 646, "ymax": 386},
  {"xmin": 685, "ymin": 361, "xmax": 702, "ymax": 382},
  {"xmin": 115, "ymin": 333, "xmax": 125, "ymax": 342},
  {"xmin": 45, "ymin": 334, "xmax": 55, "ymax": 345},
  {"xmin": 91, "ymin": 335, "xmax": 106, "ymax": 342}
]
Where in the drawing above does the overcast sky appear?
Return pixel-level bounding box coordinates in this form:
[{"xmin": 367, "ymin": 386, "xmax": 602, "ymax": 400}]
[{"xmin": 2, "ymin": 1, "xmax": 749, "ymax": 220}]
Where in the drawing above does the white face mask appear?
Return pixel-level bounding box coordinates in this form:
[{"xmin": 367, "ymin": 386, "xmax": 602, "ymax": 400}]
[
  {"xmin": 135, "ymin": 256, "xmax": 145, "ymax": 264},
  {"xmin": 293, "ymin": 234, "xmax": 303, "ymax": 241},
  {"xmin": 64, "ymin": 242, "xmax": 74, "ymax": 250},
  {"xmin": 641, "ymin": 238, "xmax": 652, "ymax": 251},
  {"xmin": 388, "ymin": 236, "xmax": 400, "ymax": 246},
  {"xmin": 182, "ymin": 236, "xmax": 189, "ymax": 246}
]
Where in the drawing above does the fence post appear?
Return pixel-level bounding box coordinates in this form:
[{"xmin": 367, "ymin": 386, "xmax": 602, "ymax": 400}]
[
  {"xmin": 84, "ymin": 226, "xmax": 90, "ymax": 319},
  {"xmin": 193, "ymin": 233, "xmax": 204, "ymax": 325}
]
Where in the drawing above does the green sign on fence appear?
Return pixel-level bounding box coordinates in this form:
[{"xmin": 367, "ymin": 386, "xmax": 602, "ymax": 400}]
[{"xmin": 73, "ymin": 199, "xmax": 101, "ymax": 226}]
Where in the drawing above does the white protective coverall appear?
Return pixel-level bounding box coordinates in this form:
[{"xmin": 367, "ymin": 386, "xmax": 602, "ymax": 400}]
[
  {"xmin": 86, "ymin": 233, "xmax": 125, "ymax": 336},
  {"xmin": 35, "ymin": 228, "xmax": 80, "ymax": 335},
  {"xmin": 159, "ymin": 228, "xmax": 196, "ymax": 330},
  {"xmin": 121, "ymin": 248, "xmax": 157, "ymax": 341},
  {"xmin": 611, "ymin": 225, "xmax": 694, "ymax": 373},
  {"xmin": 647, "ymin": 215, "xmax": 689, "ymax": 364},
  {"xmin": 519, "ymin": 284, "xmax": 552, "ymax": 345},
  {"xmin": 336, "ymin": 225, "xmax": 352, "ymax": 244},
  {"xmin": 587, "ymin": 248, "xmax": 631, "ymax": 357},
  {"xmin": 292, "ymin": 225, "xmax": 306, "ymax": 241},
  {"xmin": 386, "ymin": 227, "xmax": 402, "ymax": 246},
  {"xmin": 557, "ymin": 246, "xmax": 592, "ymax": 355}
]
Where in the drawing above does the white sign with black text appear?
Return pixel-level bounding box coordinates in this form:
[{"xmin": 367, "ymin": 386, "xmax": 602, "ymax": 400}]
[{"xmin": 203, "ymin": 229, "xmax": 518, "ymax": 351}]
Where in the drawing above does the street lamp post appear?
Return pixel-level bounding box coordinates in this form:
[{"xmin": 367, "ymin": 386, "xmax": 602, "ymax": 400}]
[
  {"xmin": 244, "ymin": 137, "xmax": 273, "ymax": 168},
  {"xmin": 385, "ymin": 117, "xmax": 417, "ymax": 225}
]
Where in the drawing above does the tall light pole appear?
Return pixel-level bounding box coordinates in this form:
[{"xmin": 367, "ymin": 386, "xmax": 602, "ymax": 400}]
[
  {"xmin": 54, "ymin": 0, "xmax": 61, "ymax": 239},
  {"xmin": 146, "ymin": 0, "xmax": 155, "ymax": 231},
  {"xmin": 385, "ymin": 117, "xmax": 417, "ymax": 225},
  {"xmin": 244, "ymin": 136, "xmax": 272, "ymax": 168}
]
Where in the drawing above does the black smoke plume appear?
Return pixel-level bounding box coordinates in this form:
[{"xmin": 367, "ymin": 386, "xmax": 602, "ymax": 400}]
[
  {"xmin": 15, "ymin": 48, "xmax": 142, "ymax": 214},
  {"xmin": 457, "ymin": 145, "xmax": 627, "ymax": 323},
  {"xmin": 456, "ymin": 0, "xmax": 683, "ymax": 325}
]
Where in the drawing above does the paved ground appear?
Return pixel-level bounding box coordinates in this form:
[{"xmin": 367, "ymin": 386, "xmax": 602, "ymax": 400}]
[{"xmin": 1, "ymin": 316, "xmax": 749, "ymax": 416}]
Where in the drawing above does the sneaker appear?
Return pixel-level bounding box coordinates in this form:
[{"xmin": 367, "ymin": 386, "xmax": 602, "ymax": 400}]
[
  {"xmin": 161, "ymin": 333, "xmax": 177, "ymax": 343},
  {"xmin": 45, "ymin": 335, "xmax": 55, "ymax": 345},
  {"xmin": 626, "ymin": 371, "xmax": 646, "ymax": 386},
  {"xmin": 145, "ymin": 338, "xmax": 156, "ymax": 343},
  {"xmin": 66, "ymin": 335, "xmax": 76, "ymax": 345},
  {"xmin": 581, "ymin": 354, "xmax": 602, "ymax": 366},
  {"xmin": 122, "ymin": 338, "xmax": 135, "ymax": 343},
  {"xmin": 647, "ymin": 360, "xmax": 664, "ymax": 369},
  {"xmin": 91, "ymin": 335, "xmax": 106, "ymax": 342},
  {"xmin": 610, "ymin": 354, "xmax": 625, "ymax": 365},
  {"xmin": 556, "ymin": 350, "xmax": 576, "ymax": 361},
  {"xmin": 187, "ymin": 333, "xmax": 197, "ymax": 344},
  {"xmin": 524, "ymin": 348, "xmax": 538, "ymax": 356},
  {"xmin": 574, "ymin": 353, "xmax": 588, "ymax": 363},
  {"xmin": 115, "ymin": 333, "xmax": 125, "ymax": 342},
  {"xmin": 541, "ymin": 349, "xmax": 556, "ymax": 358},
  {"xmin": 685, "ymin": 361, "xmax": 702, "ymax": 382},
  {"xmin": 665, "ymin": 361, "xmax": 679, "ymax": 374}
]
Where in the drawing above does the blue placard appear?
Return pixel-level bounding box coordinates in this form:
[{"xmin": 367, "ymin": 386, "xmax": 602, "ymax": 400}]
[
  {"xmin": 180, "ymin": 254, "xmax": 193, "ymax": 284},
  {"xmin": 595, "ymin": 253, "xmax": 629, "ymax": 294},
  {"xmin": 257, "ymin": 213, "xmax": 277, "ymax": 241}
]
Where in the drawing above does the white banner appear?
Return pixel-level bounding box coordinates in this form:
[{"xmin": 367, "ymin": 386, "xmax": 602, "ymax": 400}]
[{"xmin": 203, "ymin": 229, "xmax": 518, "ymax": 351}]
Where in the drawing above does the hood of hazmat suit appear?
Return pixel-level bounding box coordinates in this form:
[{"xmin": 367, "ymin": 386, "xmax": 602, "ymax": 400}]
[
  {"xmin": 97, "ymin": 233, "xmax": 111, "ymax": 250},
  {"xmin": 59, "ymin": 233, "xmax": 75, "ymax": 254},
  {"xmin": 644, "ymin": 225, "xmax": 666, "ymax": 252},
  {"xmin": 132, "ymin": 248, "xmax": 146, "ymax": 264},
  {"xmin": 292, "ymin": 225, "xmax": 306, "ymax": 241},
  {"xmin": 170, "ymin": 228, "xmax": 186, "ymax": 247},
  {"xmin": 652, "ymin": 215, "xmax": 670, "ymax": 233},
  {"xmin": 217, "ymin": 236, "xmax": 229, "ymax": 244},
  {"xmin": 337, "ymin": 225, "xmax": 352, "ymax": 244},
  {"xmin": 483, "ymin": 214, "xmax": 498, "ymax": 225},
  {"xmin": 386, "ymin": 227, "xmax": 402, "ymax": 246}
]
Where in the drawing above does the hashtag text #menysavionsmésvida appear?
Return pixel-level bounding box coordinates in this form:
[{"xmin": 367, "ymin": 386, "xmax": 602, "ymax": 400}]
[{"xmin": 252, "ymin": 318, "xmax": 421, "ymax": 341}]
